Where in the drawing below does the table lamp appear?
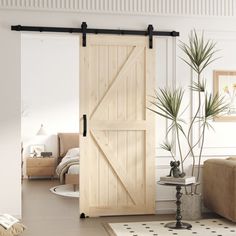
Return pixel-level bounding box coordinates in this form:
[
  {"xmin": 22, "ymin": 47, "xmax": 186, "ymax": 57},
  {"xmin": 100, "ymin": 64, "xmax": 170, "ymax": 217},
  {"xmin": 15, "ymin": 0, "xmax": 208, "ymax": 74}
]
[{"xmin": 36, "ymin": 124, "xmax": 47, "ymax": 135}]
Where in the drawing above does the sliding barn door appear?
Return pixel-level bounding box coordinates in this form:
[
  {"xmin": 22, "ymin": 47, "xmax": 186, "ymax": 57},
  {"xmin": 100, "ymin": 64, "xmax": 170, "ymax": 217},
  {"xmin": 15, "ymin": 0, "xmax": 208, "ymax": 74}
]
[{"xmin": 80, "ymin": 35, "xmax": 156, "ymax": 217}]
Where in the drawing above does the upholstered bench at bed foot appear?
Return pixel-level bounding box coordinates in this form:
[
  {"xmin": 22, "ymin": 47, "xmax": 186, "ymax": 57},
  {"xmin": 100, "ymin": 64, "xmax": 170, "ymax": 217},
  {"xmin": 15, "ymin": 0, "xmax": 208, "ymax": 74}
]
[{"xmin": 65, "ymin": 174, "xmax": 79, "ymax": 191}]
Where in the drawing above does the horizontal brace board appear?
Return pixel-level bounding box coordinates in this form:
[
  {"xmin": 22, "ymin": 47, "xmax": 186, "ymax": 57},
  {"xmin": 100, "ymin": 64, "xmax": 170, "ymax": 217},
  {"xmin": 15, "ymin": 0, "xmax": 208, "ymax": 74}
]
[{"xmin": 90, "ymin": 121, "xmax": 147, "ymax": 130}]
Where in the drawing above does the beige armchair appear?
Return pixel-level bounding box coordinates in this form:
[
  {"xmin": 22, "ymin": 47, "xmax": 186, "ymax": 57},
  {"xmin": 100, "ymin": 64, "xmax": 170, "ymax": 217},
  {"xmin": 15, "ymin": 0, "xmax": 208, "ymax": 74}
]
[{"xmin": 203, "ymin": 158, "xmax": 236, "ymax": 222}]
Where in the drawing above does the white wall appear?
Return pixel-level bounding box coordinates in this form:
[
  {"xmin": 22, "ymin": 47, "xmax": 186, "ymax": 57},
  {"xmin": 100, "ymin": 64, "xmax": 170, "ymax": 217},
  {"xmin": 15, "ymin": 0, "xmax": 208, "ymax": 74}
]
[
  {"xmin": 0, "ymin": 12, "xmax": 21, "ymax": 218},
  {"xmin": 21, "ymin": 33, "xmax": 79, "ymax": 177},
  {"xmin": 1, "ymin": 3, "xmax": 236, "ymax": 217}
]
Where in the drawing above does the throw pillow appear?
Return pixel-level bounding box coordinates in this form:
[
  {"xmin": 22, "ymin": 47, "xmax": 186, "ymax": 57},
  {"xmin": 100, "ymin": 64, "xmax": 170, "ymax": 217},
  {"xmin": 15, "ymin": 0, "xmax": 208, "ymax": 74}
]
[{"xmin": 0, "ymin": 223, "xmax": 26, "ymax": 236}]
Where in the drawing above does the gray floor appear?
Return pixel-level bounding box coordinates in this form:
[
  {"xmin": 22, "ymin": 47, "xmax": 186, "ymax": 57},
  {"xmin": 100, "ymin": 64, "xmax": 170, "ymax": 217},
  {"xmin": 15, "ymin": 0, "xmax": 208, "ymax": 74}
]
[{"xmin": 21, "ymin": 179, "xmax": 215, "ymax": 236}]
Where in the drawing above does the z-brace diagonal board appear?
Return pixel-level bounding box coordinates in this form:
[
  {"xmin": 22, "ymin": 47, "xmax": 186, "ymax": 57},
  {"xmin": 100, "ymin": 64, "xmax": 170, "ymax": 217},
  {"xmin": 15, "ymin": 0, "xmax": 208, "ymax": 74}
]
[
  {"xmin": 90, "ymin": 46, "xmax": 144, "ymax": 120},
  {"xmin": 90, "ymin": 130, "xmax": 144, "ymax": 206}
]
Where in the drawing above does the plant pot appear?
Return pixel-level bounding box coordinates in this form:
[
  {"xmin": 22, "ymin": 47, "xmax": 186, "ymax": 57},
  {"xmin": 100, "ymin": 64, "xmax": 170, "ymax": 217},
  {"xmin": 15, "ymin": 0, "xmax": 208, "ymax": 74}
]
[{"xmin": 181, "ymin": 194, "xmax": 202, "ymax": 220}]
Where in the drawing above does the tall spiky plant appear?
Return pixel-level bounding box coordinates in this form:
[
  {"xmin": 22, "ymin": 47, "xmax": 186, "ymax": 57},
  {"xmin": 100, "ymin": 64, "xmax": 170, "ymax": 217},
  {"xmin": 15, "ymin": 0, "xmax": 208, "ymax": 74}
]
[
  {"xmin": 149, "ymin": 30, "xmax": 228, "ymax": 194},
  {"xmin": 149, "ymin": 88, "xmax": 185, "ymax": 172}
]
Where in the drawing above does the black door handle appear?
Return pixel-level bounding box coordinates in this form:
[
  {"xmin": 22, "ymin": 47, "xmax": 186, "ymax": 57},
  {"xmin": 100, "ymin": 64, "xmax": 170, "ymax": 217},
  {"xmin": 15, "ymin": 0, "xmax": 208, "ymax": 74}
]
[{"xmin": 83, "ymin": 114, "xmax": 87, "ymax": 137}]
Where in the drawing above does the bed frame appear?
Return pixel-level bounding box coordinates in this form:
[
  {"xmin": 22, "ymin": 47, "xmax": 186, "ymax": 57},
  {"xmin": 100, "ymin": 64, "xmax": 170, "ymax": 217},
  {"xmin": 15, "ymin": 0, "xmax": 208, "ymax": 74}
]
[{"xmin": 58, "ymin": 133, "xmax": 80, "ymax": 191}]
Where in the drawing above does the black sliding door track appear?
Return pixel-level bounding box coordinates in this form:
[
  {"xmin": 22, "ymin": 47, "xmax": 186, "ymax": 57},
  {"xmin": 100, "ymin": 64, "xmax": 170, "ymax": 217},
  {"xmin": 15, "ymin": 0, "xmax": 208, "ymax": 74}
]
[{"xmin": 11, "ymin": 22, "xmax": 179, "ymax": 49}]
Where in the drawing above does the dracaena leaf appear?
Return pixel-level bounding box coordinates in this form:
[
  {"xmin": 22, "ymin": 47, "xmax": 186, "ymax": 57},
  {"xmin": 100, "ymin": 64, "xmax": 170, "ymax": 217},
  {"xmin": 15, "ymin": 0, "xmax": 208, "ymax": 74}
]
[
  {"xmin": 179, "ymin": 29, "xmax": 218, "ymax": 74},
  {"xmin": 204, "ymin": 93, "xmax": 228, "ymax": 120},
  {"xmin": 160, "ymin": 141, "xmax": 173, "ymax": 152}
]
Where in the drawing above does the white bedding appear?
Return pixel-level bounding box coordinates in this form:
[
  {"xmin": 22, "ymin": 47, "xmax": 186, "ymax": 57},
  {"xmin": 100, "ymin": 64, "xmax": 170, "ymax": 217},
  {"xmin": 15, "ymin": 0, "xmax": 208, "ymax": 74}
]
[
  {"xmin": 56, "ymin": 148, "xmax": 80, "ymax": 182},
  {"xmin": 68, "ymin": 164, "xmax": 80, "ymax": 174},
  {"xmin": 56, "ymin": 148, "xmax": 79, "ymax": 172}
]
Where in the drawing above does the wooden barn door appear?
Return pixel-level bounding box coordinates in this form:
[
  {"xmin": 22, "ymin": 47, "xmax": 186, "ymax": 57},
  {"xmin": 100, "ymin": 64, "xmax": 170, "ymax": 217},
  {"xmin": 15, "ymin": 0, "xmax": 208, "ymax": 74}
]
[{"xmin": 79, "ymin": 35, "xmax": 156, "ymax": 217}]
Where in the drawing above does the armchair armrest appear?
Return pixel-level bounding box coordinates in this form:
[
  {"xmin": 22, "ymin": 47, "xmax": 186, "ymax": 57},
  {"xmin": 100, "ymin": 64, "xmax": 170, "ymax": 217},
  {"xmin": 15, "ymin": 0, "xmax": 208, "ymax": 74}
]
[{"xmin": 203, "ymin": 159, "xmax": 236, "ymax": 222}]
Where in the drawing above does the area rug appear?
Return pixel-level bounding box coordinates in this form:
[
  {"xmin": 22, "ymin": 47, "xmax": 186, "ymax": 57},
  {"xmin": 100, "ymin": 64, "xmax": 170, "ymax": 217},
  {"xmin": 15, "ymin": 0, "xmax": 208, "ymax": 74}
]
[
  {"xmin": 105, "ymin": 218, "xmax": 236, "ymax": 236},
  {"xmin": 50, "ymin": 184, "xmax": 79, "ymax": 198}
]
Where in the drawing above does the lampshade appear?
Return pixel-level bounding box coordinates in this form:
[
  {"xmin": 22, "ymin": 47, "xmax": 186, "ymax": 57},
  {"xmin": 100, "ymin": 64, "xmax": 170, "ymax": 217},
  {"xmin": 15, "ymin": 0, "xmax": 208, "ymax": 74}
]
[{"xmin": 36, "ymin": 124, "xmax": 47, "ymax": 135}]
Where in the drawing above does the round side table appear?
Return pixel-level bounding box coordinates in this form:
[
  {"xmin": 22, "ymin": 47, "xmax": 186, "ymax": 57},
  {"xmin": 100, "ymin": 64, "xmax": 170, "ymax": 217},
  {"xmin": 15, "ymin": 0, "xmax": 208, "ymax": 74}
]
[{"xmin": 158, "ymin": 181, "xmax": 193, "ymax": 229}]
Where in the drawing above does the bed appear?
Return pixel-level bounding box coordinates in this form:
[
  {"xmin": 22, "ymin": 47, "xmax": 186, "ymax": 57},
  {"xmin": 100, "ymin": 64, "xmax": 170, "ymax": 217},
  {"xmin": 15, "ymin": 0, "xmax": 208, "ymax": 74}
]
[{"xmin": 56, "ymin": 133, "xmax": 80, "ymax": 191}]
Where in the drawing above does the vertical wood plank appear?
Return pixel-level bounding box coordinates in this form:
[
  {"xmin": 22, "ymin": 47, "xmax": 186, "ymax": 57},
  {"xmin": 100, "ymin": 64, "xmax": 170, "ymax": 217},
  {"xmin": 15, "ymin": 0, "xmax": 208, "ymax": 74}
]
[
  {"xmin": 98, "ymin": 45, "xmax": 109, "ymax": 206},
  {"xmin": 79, "ymin": 35, "xmax": 90, "ymax": 216},
  {"xmin": 117, "ymin": 45, "xmax": 128, "ymax": 206},
  {"xmin": 108, "ymin": 45, "xmax": 118, "ymax": 206},
  {"xmin": 145, "ymin": 40, "xmax": 156, "ymax": 212},
  {"xmin": 127, "ymin": 46, "xmax": 137, "ymax": 205},
  {"xmin": 89, "ymin": 45, "xmax": 99, "ymax": 206},
  {"xmin": 136, "ymin": 51, "xmax": 145, "ymax": 203}
]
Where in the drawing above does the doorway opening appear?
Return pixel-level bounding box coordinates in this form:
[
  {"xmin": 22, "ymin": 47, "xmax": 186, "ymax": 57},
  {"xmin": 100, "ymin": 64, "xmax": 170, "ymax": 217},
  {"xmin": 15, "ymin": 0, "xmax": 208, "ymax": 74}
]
[{"xmin": 21, "ymin": 32, "xmax": 80, "ymax": 215}]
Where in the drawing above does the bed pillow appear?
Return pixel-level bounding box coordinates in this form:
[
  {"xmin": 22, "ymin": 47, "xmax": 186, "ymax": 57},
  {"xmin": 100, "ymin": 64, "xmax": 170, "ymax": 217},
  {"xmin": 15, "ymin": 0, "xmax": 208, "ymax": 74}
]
[
  {"xmin": 227, "ymin": 156, "xmax": 236, "ymax": 161},
  {"xmin": 65, "ymin": 148, "xmax": 80, "ymax": 157},
  {"xmin": 0, "ymin": 223, "xmax": 26, "ymax": 236}
]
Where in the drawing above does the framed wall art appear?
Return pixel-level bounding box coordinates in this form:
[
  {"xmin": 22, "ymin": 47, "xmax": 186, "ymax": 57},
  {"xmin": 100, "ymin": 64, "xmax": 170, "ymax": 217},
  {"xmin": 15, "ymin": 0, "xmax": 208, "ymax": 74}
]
[{"xmin": 214, "ymin": 70, "xmax": 236, "ymax": 121}]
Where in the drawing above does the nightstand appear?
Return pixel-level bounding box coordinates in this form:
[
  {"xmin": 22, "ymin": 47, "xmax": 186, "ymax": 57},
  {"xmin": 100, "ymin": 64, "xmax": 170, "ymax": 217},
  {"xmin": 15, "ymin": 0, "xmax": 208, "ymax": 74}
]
[{"xmin": 26, "ymin": 157, "xmax": 56, "ymax": 179}]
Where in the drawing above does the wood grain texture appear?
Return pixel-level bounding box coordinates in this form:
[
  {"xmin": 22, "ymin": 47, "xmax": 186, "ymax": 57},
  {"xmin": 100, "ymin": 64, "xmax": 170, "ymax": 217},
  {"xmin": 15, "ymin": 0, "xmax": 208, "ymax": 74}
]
[
  {"xmin": 79, "ymin": 34, "xmax": 90, "ymax": 215},
  {"xmin": 108, "ymin": 45, "xmax": 118, "ymax": 207},
  {"xmin": 80, "ymin": 35, "xmax": 156, "ymax": 217},
  {"xmin": 26, "ymin": 157, "xmax": 56, "ymax": 177}
]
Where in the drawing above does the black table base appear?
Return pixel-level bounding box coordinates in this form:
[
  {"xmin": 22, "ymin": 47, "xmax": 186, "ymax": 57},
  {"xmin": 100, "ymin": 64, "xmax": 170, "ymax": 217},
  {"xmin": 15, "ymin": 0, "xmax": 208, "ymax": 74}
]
[
  {"xmin": 165, "ymin": 222, "xmax": 192, "ymax": 229},
  {"xmin": 165, "ymin": 185, "xmax": 192, "ymax": 230}
]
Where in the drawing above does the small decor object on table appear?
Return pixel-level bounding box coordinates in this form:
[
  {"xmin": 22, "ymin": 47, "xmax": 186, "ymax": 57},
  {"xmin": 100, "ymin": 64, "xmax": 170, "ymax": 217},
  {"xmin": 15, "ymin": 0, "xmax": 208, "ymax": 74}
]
[
  {"xmin": 29, "ymin": 144, "xmax": 45, "ymax": 157},
  {"xmin": 41, "ymin": 151, "xmax": 53, "ymax": 157},
  {"xmin": 158, "ymin": 180, "xmax": 195, "ymax": 230},
  {"xmin": 167, "ymin": 161, "xmax": 185, "ymax": 178}
]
